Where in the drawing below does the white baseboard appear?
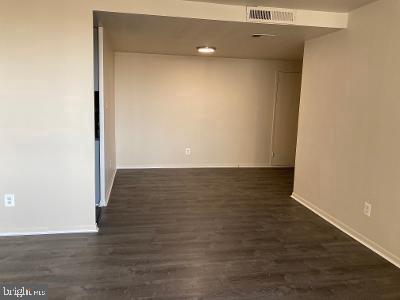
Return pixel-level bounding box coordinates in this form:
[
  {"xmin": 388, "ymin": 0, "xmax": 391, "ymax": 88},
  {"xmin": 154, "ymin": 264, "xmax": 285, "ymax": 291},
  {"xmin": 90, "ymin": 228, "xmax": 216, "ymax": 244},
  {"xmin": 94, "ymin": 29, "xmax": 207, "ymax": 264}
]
[
  {"xmin": 291, "ymin": 193, "xmax": 400, "ymax": 269},
  {"xmin": 0, "ymin": 226, "xmax": 98, "ymax": 237},
  {"xmin": 101, "ymin": 169, "xmax": 117, "ymax": 207},
  {"xmin": 117, "ymin": 164, "xmax": 294, "ymax": 169}
]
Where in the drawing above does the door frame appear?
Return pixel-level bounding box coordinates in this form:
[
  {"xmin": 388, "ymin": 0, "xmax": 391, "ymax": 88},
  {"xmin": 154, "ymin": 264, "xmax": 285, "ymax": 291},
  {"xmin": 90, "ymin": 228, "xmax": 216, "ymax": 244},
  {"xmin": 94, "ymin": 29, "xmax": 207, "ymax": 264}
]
[
  {"xmin": 98, "ymin": 27, "xmax": 106, "ymax": 206},
  {"xmin": 269, "ymin": 71, "xmax": 301, "ymax": 167}
]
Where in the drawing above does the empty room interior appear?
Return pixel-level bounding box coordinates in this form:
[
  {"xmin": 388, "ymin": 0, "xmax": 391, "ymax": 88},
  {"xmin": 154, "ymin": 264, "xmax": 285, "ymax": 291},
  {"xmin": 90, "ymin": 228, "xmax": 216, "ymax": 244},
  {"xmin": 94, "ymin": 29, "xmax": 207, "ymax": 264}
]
[{"xmin": 1, "ymin": 0, "xmax": 400, "ymax": 299}]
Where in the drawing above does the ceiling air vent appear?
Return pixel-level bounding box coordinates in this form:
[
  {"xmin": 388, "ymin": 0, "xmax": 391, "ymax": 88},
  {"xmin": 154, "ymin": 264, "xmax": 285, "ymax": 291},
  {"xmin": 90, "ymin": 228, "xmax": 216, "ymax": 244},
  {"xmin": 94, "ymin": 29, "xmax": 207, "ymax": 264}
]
[{"xmin": 247, "ymin": 7, "xmax": 296, "ymax": 25}]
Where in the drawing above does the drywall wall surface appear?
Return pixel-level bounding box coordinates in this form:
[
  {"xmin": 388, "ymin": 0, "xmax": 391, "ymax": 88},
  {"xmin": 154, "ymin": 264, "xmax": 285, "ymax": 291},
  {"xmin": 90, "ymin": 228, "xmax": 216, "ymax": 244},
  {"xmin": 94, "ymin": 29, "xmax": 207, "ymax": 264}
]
[
  {"xmin": 294, "ymin": 0, "xmax": 400, "ymax": 263},
  {"xmin": 0, "ymin": 0, "xmax": 96, "ymax": 234},
  {"xmin": 115, "ymin": 53, "xmax": 301, "ymax": 168}
]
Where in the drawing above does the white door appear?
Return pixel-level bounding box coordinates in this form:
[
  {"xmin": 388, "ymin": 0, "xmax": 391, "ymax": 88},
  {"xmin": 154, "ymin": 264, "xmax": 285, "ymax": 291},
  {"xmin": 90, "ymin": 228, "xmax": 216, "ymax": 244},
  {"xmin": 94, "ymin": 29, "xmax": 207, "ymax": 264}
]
[{"xmin": 271, "ymin": 72, "xmax": 302, "ymax": 167}]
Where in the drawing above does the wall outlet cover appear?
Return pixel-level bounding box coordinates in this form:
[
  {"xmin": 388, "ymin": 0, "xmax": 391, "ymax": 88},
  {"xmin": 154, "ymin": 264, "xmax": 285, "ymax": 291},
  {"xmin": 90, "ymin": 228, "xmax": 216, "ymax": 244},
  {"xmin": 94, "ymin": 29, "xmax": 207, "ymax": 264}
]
[
  {"xmin": 364, "ymin": 202, "xmax": 372, "ymax": 217},
  {"xmin": 4, "ymin": 194, "xmax": 15, "ymax": 207},
  {"xmin": 185, "ymin": 148, "xmax": 191, "ymax": 155}
]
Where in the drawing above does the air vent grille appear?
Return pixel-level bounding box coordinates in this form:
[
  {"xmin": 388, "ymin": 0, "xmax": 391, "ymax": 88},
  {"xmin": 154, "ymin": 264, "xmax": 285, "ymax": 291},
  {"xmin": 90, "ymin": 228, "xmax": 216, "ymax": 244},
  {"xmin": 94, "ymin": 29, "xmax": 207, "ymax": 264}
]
[{"xmin": 247, "ymin": 7, "xmax": 296, "ymax": 24}]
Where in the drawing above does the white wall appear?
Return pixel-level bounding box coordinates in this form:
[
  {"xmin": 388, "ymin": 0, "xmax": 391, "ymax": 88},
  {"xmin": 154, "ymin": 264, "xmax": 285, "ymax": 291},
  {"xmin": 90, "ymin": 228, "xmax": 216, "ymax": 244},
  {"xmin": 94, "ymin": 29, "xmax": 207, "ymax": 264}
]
[
  {"xmin": 115, "ymin": 53, "xmax": 301, "ymax": 168},
  {"xmin": 101, "ymin": 28, "xmax": 117, "ymax": 205},
  {"xmin": 294, "ymin": 0, "xmax": 400, "ymax": 266}
]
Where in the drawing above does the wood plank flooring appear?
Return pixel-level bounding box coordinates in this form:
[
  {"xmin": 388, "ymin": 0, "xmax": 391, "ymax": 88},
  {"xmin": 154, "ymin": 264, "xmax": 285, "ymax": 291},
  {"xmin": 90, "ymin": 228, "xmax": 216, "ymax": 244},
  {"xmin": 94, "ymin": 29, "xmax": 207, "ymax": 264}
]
[{"xmin": 1, "ymin": 168, "xmax": 399, "ymax": 299}]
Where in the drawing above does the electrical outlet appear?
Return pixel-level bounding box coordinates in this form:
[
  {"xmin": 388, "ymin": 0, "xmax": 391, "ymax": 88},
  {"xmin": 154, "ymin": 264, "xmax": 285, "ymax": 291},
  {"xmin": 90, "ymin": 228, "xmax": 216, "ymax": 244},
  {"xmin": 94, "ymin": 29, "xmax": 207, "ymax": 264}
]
[
  {"xmin": 364, "ymin": 202, "xmax": 372, "ymax": 217},
  {"xmin": 4, "ymin": 194, "xmax": 15, "ymax": 207},
  {"xmin": 185, "ymin": 148, "xmax": 191, "ymax": 156}
]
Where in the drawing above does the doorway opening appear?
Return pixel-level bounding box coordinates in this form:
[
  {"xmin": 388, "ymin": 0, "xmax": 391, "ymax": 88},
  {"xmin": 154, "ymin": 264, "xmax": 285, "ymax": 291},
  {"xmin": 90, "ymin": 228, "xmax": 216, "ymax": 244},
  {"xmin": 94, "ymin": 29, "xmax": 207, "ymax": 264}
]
[{"xmin": 270, "ymin": 72, "xmax": 302, "ymax": 167}]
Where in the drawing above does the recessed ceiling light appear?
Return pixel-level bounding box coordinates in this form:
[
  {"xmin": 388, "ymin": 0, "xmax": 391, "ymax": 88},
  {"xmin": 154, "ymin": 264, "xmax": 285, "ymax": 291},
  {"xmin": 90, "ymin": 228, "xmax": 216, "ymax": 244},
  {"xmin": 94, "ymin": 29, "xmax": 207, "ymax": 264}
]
[
  {"xmin": 197, "ymin": 46, "xmax": 216, "ymax": 54},
  {"xmin": 252, "ymin": 33, "xmax": 277, "ymax": 38}
]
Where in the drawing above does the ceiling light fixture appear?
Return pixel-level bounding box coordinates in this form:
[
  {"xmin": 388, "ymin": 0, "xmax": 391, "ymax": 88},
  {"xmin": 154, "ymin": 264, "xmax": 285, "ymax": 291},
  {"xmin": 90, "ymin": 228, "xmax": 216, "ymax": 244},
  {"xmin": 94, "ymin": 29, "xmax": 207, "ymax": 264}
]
[
  {"xmin": 252, "ymin": 33, "xmax": 277, "ymax": 38},
  {"xmin": 197, "ymin": 46, "xmax": 216, "ymax": 54}
]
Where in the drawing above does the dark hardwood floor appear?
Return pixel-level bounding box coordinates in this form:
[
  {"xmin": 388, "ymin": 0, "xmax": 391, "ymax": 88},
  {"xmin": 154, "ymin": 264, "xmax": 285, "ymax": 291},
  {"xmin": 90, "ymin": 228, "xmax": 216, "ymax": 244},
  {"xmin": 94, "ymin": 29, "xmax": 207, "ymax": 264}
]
[{"xmin": 1, "ymin": 168, "xmax": 400, "ymax": 299}]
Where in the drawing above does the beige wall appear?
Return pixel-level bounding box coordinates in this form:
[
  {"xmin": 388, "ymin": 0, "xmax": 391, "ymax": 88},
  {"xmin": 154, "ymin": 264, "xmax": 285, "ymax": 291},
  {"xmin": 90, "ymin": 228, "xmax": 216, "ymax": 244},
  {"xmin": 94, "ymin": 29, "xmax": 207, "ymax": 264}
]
[
  {"xmin": 101, "ymin": 28, "xmax": 117, "ymax": 204},
  {"xmin": 115, "ymin": 53, "xmax": 301, "ymax": 168},
  {"xmin": 0, "ymin": 1, "xmax": 96, "ymax": 234},
  {"xmin": 294, "ymin": 0, "xmax": 400, "ymax": 265}
]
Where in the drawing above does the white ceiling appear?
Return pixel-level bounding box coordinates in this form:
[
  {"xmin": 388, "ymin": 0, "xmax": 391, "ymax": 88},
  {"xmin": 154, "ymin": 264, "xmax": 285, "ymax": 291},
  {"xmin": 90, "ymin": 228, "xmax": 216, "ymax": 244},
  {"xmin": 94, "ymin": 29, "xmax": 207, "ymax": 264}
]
[
  {"xmin": 185, "ymin": 0, "xmax": 378, "ymax": 12},
  {"xmin": 96, "ymin": 12, "xmax": 339, "ymax": 61}
]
